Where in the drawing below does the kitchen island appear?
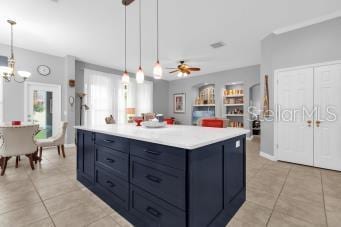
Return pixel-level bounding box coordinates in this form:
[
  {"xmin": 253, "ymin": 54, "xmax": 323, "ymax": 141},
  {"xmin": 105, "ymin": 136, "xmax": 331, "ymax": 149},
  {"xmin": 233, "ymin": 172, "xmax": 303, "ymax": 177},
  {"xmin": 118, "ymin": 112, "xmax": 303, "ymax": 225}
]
[{"xmin": 75, "ymin": 124, "xmax": 248, "ymax": 227}]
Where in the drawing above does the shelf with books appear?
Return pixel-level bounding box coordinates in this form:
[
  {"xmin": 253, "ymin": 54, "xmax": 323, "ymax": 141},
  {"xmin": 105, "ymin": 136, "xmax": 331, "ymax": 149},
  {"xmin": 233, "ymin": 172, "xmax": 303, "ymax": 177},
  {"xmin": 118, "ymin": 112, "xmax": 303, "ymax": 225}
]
[{"xmin": 223, "ymin": 82, "xmax": 245, "ymax": 128}]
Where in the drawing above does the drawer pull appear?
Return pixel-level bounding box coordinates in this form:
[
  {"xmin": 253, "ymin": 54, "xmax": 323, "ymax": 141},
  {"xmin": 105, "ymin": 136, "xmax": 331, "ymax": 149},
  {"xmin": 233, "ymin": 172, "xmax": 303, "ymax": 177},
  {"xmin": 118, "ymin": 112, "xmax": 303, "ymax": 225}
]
[
  {"xmin": 106, "ymin": 180, "xmax": 116, "ymax": 188},
  {"xmin": 146, "ymin": 206, "xmax": 162, "ymax": 218},
  {"xmin": 144, "ymin": 149, "xmax": 161, "ymax": 156},
  {"xmin": 145, "ymin": 174, "xmax": 162, "ymax": 183},
  {"xmin": 103, "ymin": 139, "xmax": 115, "ymax": 143},
  {"xmin": 106, "ymin": 158, "xmax": 115, "ymax": 163}
]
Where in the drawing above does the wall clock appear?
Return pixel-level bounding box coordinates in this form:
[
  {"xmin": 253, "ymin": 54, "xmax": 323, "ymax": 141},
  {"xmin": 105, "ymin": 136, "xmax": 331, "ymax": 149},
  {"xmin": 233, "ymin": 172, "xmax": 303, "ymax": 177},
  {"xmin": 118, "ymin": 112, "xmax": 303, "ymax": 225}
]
[{"xmin": 37, "ymin": 65, "xmax": 51, "ymax": 76}]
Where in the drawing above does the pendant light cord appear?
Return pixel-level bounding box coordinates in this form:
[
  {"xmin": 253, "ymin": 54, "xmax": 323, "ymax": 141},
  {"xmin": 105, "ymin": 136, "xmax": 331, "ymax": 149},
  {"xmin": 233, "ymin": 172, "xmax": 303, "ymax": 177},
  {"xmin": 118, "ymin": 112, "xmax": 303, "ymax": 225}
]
[
  {"xmin": 139, "ymin": 0, "xmax": 142, "ymax": 67},
  {"xmin": 10, "ymin": 23, "xmax": 14, "ymax": 58},
  {"xmin": 156, "ymin": 0, "xmax": 159, "ymax": 61},
  {"xmin": 125, "ymin": 5, "xmax": 127, "ymax": 71}
]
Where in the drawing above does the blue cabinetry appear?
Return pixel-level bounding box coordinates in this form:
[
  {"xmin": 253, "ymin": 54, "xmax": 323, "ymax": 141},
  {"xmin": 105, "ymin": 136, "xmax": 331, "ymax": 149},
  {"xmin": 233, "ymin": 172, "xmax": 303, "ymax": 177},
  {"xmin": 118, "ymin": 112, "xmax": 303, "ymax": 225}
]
[{"xmin": 76, "ymin": 130, "xmax": 245, "ymax": 227}]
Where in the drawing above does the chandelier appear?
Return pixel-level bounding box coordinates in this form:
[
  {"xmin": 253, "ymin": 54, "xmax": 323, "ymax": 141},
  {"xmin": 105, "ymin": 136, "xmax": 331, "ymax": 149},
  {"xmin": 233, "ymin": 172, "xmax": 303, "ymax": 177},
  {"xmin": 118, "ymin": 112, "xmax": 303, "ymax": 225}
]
[{"xmin": 0, "ymin": 20, "xmax": 31, "ymax": 83}]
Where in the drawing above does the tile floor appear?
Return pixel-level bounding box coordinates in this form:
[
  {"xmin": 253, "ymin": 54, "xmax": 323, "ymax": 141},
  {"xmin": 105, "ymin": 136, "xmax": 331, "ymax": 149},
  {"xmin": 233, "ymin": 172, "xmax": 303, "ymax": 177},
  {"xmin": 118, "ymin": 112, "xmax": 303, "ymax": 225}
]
[{"xmin": 0, "ymin": 138, "xmax": 340, "ymax": 227}]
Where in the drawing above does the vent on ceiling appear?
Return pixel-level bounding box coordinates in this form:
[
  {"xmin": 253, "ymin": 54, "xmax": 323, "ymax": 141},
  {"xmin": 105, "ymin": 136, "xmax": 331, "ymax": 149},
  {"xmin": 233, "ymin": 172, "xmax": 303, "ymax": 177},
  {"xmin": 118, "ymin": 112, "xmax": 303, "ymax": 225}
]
[{"xmin": 210, "ymin": 41, "xmax": 225, "ymax": 49}]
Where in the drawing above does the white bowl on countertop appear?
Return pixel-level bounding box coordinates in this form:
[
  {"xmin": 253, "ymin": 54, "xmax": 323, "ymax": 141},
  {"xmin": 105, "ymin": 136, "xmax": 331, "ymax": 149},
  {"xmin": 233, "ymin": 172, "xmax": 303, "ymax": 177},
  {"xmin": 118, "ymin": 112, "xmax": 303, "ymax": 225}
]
[{"xmin": 141, "ymin": 121, "xmax": 167, "ymax": 128}]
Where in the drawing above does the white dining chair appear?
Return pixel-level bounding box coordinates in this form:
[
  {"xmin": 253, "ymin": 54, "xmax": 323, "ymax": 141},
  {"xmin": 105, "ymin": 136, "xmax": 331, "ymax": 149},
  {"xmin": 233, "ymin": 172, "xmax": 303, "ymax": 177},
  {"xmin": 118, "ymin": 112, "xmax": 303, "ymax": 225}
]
[
  {"xmin": 0, "ymin": 124, "xmax": 39, "ymax": 176},
  {"xmin": 36, "ymin": 121, "xmax": 68, "ymax": 161}
]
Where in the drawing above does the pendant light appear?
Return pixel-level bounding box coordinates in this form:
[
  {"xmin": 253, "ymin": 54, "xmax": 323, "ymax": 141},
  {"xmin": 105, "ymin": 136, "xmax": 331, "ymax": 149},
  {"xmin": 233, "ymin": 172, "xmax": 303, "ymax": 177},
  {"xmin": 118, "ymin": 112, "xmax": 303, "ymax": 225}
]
[
  {"xmin": 153, "ymin": 0, "xmax": 162, "ymax": 79},
  {"xmin": 136, "ymin": 0, "xmax": 145, "ymax": 84},
  {"xmin": 0, "ymin": 20, "xmax": 31, "ymax": 83},
  {"xmin": 122, "ymin": 4, "xmax": 130, "ymax": 85}
]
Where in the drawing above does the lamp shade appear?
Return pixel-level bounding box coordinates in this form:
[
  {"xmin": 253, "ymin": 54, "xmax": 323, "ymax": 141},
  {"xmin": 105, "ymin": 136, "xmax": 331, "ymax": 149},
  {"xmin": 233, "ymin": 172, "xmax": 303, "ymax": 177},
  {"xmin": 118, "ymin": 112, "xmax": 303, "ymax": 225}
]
[
  {"xmin": 136, "ymin": 67, "xmax": 144, "ymax": 84},
  {"xmin": 126, "ymin": 108, "xmax": 136, "ymax": 115},
  {"xmin": 153, "ymin": 61, "xmax": 162, "ymax": 79},
  {"xmin": 122, "ymin": 71, "xmax": 130, "ymax": 85}
]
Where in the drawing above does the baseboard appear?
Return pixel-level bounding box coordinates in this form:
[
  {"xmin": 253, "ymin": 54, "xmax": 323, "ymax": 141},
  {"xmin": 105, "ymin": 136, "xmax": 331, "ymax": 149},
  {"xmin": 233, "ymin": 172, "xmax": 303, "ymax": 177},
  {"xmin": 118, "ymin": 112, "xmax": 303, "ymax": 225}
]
[
  {"xmin": 246, "ymin": 136, "xmax": 253, "ymax": 141},
  {"xmin": 64, "ymin": 144, "xmax": 76, "ymax": 148},
  {"xmin": 259, "ymin": 151, "xmax": 277, "ymax": 161}
]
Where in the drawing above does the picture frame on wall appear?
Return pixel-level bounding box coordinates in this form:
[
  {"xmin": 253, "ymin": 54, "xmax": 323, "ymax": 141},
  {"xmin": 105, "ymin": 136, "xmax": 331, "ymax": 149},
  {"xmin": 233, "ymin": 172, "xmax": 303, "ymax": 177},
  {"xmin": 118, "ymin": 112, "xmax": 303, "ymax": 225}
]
[{"xmin": 174, "ymin": 93, "xmax": 186, "ymax": 113}]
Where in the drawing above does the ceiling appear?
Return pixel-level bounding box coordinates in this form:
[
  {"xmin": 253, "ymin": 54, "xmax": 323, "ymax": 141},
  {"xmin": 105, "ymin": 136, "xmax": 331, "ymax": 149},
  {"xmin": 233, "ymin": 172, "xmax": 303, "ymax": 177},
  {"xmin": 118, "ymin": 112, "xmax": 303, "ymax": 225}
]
[{"xmin": 0, "ymin": 0, "xmax": 340, "ymax": 80}]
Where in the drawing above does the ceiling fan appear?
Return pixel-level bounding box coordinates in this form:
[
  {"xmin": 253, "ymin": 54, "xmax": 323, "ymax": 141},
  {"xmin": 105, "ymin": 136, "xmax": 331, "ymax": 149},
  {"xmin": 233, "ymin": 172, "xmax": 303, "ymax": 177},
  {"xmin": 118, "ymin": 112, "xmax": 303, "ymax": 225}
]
[{"xmin": 167, "ymin": 61, "xmax": 201, "ymax": 77}]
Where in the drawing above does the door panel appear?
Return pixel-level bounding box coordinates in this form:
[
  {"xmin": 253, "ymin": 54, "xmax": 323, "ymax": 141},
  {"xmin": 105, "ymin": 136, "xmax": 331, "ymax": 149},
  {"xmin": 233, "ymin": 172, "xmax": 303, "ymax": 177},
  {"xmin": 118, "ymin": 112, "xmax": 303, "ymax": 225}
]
[
  {"xmin": 277, "ymin": 68, "xmax": 314, "ymax": 165},
  {"xmin": 314, "ymin": 64, "xmax": 341, "ymax": 171}
]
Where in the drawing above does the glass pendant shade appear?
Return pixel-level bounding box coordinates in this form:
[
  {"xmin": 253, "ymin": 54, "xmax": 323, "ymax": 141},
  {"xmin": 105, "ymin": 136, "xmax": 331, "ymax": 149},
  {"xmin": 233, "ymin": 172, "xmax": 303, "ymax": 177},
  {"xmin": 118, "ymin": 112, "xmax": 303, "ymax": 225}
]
[
  {"xmin": 153, "ymin": 61, "xmax": 162, "ymax": 79},
  {"xmin": 136, "ymin": 67, "xmax": 144, "ymax": 84},
  {"xmin": 183, "ymin": 72, "xmax": 188, "ymax": 77},
  {"xmin": 122, "ymin": 71, "xmax": 130, "ymax": 85},
  {"xmin": 177, "ymin": 72, "xmax": 183, "ymax": 78}
]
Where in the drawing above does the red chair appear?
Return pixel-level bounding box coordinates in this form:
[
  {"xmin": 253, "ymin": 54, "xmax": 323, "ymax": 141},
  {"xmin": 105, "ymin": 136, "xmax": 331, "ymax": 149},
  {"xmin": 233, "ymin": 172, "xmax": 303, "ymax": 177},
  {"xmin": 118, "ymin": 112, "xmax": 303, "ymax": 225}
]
[
  {"xmin": 164, "ymin": 118, "xmax": 175, "ymax": 125},
  {"xmin": 201, "ymin": 119, "xmax": 224, "ymax": 128}
]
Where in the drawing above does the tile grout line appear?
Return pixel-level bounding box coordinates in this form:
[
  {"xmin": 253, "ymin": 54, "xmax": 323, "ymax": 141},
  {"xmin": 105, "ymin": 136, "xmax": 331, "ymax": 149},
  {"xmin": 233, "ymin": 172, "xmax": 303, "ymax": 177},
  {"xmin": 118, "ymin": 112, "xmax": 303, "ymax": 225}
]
[
  {"xmin": 265, "ymin": 165, "xmax": 292, "ymax": 226},
  {"xmin": 320, "ymin": 170, "xmax": 329, "ymax": 227},
  {"xmin": 27, "ymin": 164, "xmax": 57, "ymax": 227}
]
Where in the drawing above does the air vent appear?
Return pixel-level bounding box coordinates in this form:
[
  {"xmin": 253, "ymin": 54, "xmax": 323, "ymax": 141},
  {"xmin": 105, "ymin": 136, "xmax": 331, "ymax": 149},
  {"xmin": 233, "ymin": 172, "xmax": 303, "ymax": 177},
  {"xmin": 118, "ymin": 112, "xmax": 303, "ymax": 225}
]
[{"xmin": 210, "ymin": 41, "xmax": 226, "ymax": 49}]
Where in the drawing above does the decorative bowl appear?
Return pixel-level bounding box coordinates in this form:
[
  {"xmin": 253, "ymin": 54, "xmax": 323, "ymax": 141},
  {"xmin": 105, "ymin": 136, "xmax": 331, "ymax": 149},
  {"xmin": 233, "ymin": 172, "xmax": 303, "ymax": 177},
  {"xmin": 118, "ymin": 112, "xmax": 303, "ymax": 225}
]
[{"xmin": 141, "ymin": 121, "xmax": 166, "ymax": 128}]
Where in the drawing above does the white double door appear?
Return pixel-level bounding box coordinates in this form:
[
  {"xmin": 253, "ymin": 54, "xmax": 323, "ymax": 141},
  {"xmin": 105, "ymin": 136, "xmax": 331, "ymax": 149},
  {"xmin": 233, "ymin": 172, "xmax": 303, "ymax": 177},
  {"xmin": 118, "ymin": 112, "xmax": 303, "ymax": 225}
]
[{"xmin": 276, "ymin": 63, "xmax": 341, "ymax": 171}]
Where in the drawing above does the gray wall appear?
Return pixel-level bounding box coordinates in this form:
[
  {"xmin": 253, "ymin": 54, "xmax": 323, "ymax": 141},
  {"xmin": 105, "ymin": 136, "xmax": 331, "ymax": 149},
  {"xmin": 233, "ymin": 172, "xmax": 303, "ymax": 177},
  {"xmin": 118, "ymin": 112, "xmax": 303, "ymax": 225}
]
[
  {"xmin": 260, "ymin": 17, "xmax": 341, "ymax": 156},
  {"xmin": 0, "ymin": 44, "xmax": 77, "ymax": 144},
  {"xmin": 75, "ymin": 61, "xmax": 170, "ymax": 125},
  {"xmin": 167, "ymin": 65, "xmax": 260, "ymax": 131}
]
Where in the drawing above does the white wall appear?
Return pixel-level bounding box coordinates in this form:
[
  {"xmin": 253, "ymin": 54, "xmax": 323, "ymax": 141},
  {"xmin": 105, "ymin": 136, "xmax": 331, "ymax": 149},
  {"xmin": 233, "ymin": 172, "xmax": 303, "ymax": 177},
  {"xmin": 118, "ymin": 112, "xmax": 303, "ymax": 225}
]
[
  {"xmin": 0, "ymin": 44, "xmax": 76, "ymax": 143},
  {"xmin": 260, "ymin": 17, "xmax": 341, "ymax": 156}
]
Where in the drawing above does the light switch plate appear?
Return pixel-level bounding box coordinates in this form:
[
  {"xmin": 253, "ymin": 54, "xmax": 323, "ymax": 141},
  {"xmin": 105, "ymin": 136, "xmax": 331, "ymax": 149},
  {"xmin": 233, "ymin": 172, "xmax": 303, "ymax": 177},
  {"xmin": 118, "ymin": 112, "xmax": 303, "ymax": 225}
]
[{"xmin": 236, "ymin": 140, "xmax": 240, "ymax": 148}]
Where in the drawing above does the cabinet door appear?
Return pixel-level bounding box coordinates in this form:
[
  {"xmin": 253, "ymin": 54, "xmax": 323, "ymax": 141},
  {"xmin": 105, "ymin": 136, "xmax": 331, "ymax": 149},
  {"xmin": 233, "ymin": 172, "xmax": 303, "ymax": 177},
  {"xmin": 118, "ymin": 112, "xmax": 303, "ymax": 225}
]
[
  {"xmin": 314, "ymin": 64, "xmax": 341, "ymax": 171},
  {"xmin": 224, "ymin": 136, "xmax": 245, "ymax": 204},
  {"xmin": 76, "ymin": 131, "xmax": 84, "ymax": 172},
  {"xmin": 77, "ymin": 130, "xmax": 95, "ymax": 184}
]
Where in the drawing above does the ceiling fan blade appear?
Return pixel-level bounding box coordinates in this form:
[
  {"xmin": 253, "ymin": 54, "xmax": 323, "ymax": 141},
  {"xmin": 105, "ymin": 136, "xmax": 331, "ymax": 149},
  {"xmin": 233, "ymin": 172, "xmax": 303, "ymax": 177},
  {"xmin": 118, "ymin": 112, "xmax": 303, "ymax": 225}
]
[
  {"xmin": 169, "ymin": 70, "xmax": 179, "ymax": 74},
  {"xmin": 188, "ymin": 67, "xmax": 201, "ymax": 71}
]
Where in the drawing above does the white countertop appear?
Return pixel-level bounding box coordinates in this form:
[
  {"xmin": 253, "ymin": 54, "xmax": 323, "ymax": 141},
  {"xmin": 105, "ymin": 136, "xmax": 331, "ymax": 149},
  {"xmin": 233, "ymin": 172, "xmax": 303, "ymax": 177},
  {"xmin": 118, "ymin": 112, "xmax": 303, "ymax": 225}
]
[{"xmin": 74, "ymin": 124, "xmax": 249, "ymax": 150}]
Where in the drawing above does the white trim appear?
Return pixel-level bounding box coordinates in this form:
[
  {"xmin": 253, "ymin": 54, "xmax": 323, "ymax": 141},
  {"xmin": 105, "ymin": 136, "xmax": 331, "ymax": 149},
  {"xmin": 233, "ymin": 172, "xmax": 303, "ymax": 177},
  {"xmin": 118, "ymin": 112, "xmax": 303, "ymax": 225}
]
[
  {"xmin": 273, "ymin": 11, "xmax": 341, "ymax": 35},
  {"xmin": 64, "ymin": 144, "xmax": 76, "ymax": 148},
  {"xmin": 273, "ymin": 60, "xmax": 341, "ymax": 161},
  {"xmin": 246, "ymin": 136, "xmax": 253, "ymax": 141},
  {"xmin": 260, "ymin": 151, "xmax": 277, "ymax": 161},
  {"xmin": 24, "ymin": 82, "xmax": 62, "ymax": 136}
]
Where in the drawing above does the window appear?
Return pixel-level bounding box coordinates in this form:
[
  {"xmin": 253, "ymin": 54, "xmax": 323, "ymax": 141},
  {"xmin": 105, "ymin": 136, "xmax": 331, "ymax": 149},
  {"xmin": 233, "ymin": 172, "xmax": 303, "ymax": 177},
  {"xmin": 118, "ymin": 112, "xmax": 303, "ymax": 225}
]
[
  {"xmin": 84, "ymin": 69, "xmax": 120, "ymax": 126},
  {"xmin": 84, "ymin": 69, "xmax": 154, "ymax": 125}
]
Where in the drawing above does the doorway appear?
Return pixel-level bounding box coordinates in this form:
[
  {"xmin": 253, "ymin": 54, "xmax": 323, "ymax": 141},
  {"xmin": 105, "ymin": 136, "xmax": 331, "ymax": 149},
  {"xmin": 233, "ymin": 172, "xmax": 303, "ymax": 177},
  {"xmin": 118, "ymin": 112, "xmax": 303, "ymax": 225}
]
[{"xmin": 24, "ymin": 82, "xmax": 61, "ymax": 139}]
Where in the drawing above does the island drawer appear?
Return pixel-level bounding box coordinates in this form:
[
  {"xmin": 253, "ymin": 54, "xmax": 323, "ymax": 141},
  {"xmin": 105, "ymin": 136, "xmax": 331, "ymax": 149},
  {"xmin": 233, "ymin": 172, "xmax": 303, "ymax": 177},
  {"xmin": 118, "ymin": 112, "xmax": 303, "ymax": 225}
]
[
  {"xmin": 130, "ymin": 156, "xmax": 186, "ymax": 210},
  {"xmin": 130, "ymin": 141, "xmax": 186, "ymax": 170},
  {"xmin": 94, "ymin": 166, "xmax": 129, "ymax": 209},
  {"xmin": 130, "ymin": 186, "xmax": 186, "ymax": 227},
  {"xmin": 95, "ymin": 145, "xmax": 129, "ymax": 179},
  {"xmin": 95, "ymin": 133, "xmax": 129, "ymax": 153}
]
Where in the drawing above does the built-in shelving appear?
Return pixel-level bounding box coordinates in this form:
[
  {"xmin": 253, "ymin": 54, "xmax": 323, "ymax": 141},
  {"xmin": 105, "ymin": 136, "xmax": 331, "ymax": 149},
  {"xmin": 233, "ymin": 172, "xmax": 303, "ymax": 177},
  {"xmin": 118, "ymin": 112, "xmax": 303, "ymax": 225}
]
[
  {"xmin": 193, "ymin": 104, "xmax": 216, "ymax": 107},
  {"xmin": 224, "ymin": 104, "xmax": 244, "ymax": 107},
  {"xmin": 192, "ymin": 84, "xmax": 216, "ymax": 125},
  {"xmin": 223, "ymin": 82, "xmax": 244, "ymax": 128}
]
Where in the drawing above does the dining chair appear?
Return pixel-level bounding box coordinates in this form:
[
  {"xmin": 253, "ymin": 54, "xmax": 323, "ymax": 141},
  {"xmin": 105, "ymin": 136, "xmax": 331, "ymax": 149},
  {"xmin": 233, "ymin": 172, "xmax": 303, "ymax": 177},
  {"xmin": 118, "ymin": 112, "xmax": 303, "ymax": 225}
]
[
  {"xmin": 0, "ymin": 124, "xmax": 39, "ymax": 176},
  {"xmin": 36, "ymin": 121, "xmax": 68, "ymax": 161}
]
